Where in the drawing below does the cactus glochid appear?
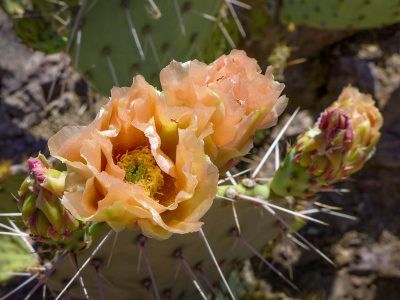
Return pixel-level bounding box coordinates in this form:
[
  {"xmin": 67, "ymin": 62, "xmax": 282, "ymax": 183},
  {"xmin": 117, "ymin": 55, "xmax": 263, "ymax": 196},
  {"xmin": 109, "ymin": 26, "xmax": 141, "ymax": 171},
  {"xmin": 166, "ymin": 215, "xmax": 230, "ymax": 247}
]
[{"xmin": 1, "ymin": 50, "xmax": 383, "ymax": 299}]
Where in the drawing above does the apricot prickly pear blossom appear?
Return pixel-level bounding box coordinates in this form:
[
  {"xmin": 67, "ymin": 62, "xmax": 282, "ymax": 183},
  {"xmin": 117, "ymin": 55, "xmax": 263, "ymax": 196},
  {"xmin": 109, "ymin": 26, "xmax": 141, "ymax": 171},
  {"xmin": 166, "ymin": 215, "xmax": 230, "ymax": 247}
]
[
  {"xmin": 18, "ymin": 154, "xmax": 79, "ymax": 241},
  {"xmin": 271, "ymin": 86, "xmax": 382, "ymax": 198},
  {"xmin": 160, "ymin": 49, "xmax": 288, "ymax": 172},
  {"xmin": 49, "ymin": 76, "xmax": 219, "ymax": 240}
]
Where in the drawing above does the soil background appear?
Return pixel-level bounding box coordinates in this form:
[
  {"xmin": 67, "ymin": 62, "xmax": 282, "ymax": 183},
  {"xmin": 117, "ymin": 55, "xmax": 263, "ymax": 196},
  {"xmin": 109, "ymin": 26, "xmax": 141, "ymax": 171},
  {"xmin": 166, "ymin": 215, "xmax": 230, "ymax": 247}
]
[{"xmin": 1, "ymin": 2, "xmax": 400, "ymax": 300}]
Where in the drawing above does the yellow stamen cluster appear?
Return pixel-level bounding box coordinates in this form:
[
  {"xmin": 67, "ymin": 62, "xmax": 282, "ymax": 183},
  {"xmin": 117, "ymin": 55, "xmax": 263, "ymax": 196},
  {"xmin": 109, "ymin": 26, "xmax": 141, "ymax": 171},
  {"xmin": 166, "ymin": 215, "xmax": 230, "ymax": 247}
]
[{"xmin": 117, "ymin": 146, "xmax": 164, "ymax": 199}]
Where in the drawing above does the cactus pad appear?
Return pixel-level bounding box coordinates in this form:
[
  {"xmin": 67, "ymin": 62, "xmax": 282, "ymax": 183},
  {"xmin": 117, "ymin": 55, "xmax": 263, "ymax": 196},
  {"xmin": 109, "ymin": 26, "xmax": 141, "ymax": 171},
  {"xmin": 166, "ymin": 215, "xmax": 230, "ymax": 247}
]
[
  {"xmin": 69, "ymin": 0, "xmax": 230, "ymax": 94},
  {"xmin": 0, "ymin": 174, "xmax": 38, "ymax": 284},
  {"xmin": 280, "ymin": 0, "xmax": 400, "ymax": 30},
  {"xmin": 0, "ymin": 235, "xmax": 38, "ymax": 283}
]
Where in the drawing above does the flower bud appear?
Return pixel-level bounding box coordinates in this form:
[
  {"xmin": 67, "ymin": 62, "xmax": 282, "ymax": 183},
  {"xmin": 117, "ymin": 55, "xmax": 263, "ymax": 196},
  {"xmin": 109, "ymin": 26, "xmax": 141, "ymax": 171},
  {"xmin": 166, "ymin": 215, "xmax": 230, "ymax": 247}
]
[
  {"xmin": 271, "ymin": 86, "xmax": 382, "ymax": 198},
  {"xmin": 21, "ymin": 192, "xmax": 38, "ymax": 221},
  {"xmin": 331, "ymin": 86, "xmax": 383, "ymax": 177},
  {"xmin": 296, "ymin": 107, "xmax": 354, "ymax": 181},
  {"xmin": 17, "ymin": 154, "xmax": 81, "ymax": 241}
]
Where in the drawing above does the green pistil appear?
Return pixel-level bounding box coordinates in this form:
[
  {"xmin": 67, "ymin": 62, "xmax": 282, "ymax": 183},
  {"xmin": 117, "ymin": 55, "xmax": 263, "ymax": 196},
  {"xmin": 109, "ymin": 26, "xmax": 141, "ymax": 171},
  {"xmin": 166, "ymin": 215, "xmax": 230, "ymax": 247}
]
[{"xmin": 125, "ymin": 161, "xmax": 147, "ymax": 183}]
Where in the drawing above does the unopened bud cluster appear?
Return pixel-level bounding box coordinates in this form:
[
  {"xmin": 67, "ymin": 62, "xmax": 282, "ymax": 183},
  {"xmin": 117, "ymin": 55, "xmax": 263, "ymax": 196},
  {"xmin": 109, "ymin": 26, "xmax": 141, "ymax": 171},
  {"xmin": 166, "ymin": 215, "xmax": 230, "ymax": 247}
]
[{"xmin": 18, "ymin": 154, "xmax": 80, "ymax": 241}]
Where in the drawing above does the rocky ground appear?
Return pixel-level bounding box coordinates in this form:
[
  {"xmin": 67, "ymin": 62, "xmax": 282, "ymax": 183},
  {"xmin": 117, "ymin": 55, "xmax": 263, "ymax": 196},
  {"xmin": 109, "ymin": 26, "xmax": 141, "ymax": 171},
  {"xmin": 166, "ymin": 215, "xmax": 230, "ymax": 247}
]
[{"xmin": 1, "ymin": 3, "xmax": 400, "ymax": 300}]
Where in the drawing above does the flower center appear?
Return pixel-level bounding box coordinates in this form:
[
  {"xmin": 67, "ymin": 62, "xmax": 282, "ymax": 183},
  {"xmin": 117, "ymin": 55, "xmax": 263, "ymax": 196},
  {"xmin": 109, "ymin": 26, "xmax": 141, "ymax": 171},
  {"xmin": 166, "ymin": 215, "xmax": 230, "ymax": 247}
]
[{"xmin": 117, "ymin": 146, "xmax": 164, "ymax": 198}]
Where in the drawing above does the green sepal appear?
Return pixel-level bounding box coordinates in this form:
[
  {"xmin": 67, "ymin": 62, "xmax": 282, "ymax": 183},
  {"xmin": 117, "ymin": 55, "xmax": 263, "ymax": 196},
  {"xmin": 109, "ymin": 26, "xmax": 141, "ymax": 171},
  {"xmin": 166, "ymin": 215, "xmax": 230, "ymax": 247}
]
[
  {"xmin": 36, "ymin": 190, "xmax": 64, "ymax": 233},
  {"xmin": 37, "ymin": 211, "xmax": 51, "ymax": 238},
  {"xmin": 18, "ymin": 176, "xmax": 34, "ymax": 195},
  {"xmin": 41, "ymin": 169, "xmax": 67, "ymax": 198},
  {"xmin": 21, "ymin": 192, "xmax": 38, "ymax": 221},
  {"xmin": 28, "ymin": 214, "xmax": 40, "ymax": 236},
  {"xmin": 64, "ymin": 210, "xmax": 80, "ymax": 232}
]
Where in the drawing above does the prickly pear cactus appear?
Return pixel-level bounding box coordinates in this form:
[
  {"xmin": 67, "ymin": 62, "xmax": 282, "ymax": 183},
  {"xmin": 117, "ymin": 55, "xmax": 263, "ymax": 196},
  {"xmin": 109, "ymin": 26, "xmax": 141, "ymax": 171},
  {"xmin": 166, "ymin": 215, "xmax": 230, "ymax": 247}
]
[
  {"xmin": 280, "ymin": 0, "xmax": 400, "ymax": 30},
  {"xmin": 18, "ymin": 154, "xmax": 82, "ymax": 243}
]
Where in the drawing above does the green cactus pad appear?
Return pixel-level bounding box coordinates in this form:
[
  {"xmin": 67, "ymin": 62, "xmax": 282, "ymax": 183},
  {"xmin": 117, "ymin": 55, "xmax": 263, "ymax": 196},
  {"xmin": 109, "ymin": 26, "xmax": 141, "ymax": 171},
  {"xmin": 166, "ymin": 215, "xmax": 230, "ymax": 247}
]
[
  {"xmin": 0, "ymin": 235, "xmax": 38, "ymax": 283},
  {"xmin": 0, "ymin": 174, "xmax": 38, "ymax": 284},
  {"xmin": 280, "ymin": 0, "xmax": 400, "ymax": 30},
  {"xmin": 69, "ymin": 0, "xmax": 230, "ymax": 94}
]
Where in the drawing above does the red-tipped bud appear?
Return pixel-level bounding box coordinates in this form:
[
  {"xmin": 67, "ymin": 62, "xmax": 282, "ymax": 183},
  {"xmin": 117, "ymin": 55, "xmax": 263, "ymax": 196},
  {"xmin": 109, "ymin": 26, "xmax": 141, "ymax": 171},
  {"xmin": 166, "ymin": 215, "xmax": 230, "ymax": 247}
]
[
  {"xmin": 271, "ymin": 86, "xmax": 382, "ymax": 199},
  {"xmin": 17, "ymin": 154, "xmax": 81, "ymax": 241}
]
